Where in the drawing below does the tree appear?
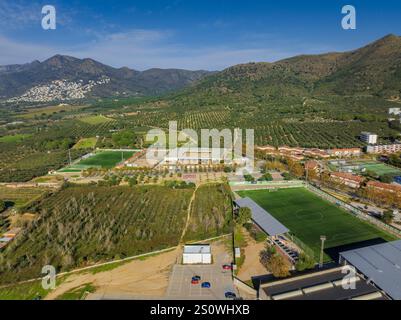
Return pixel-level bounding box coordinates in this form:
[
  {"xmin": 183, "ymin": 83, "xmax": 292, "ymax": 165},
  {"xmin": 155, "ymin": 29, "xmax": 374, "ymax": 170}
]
[
  {"xmin": 382, "ymin": 210, "xmax": 395, "ymax": 224},
  {"xmin": 379, "ymin": 174, "xmax": 395, "ymax": 183},
  {"xmin": 295, "ymin": 253, "xmax": 316, "ymax": 271},
  {"xmin": 0, "ymin": 200, "xmax": 5, "ymax": 212},
  {"xmin": 260, "ymin": 244, "xmax": 290, "ymax": 278},
  {"xmin": 258, "ymin": 173, "xmax": 273, "ymax": 181},
  {"xmin": 112, "ymin": 130, "xmax": 136, "ymax": 147},
  {"xmin": 236, "ymin": 207, "xmax": 252, "ymax": 225}
]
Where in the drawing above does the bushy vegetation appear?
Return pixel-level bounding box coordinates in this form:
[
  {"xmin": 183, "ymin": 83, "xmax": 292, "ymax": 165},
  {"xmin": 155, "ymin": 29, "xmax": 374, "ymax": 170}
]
[
  {"xmin": 184, "ymin": 183, "xmax": 233, "ymax": 241},
  {"xmin": 0, "ymin": 184, "xmax": 193, "ymax": 284},
  {"xmin": 259, "ymin": 244, "xmax": 291, "ymax": 278}
]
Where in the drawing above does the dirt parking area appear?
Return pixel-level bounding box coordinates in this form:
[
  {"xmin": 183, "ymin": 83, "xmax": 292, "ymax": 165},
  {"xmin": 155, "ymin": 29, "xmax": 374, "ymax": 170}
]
[{"xmin": 45, "ymin": 248, "xmax": 180, "ymax": 300}]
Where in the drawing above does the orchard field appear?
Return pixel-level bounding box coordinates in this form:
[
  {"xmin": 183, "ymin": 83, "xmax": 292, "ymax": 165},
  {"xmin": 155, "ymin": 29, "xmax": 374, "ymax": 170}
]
[{"xmin": 0, "ymin": 184, "xmax": 193, "ymax": 284}]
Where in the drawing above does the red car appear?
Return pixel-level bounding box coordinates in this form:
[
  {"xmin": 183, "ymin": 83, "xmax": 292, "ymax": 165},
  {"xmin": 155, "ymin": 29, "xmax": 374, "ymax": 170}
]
[
  {"xmin": 191, "ymin": 279, "xmax": 200, "ymax": 285},
  {"xmin": 222, "ymin": 264, "xmax": 232, "ymax": 270}
]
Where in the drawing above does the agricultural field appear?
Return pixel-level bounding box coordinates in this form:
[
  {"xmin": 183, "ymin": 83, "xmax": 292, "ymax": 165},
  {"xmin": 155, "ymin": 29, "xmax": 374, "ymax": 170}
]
[
  {"xmin": 77, "ymin": 150, "xmax": 135, "ymax": 169},
  {"xmin": 17, "ymin": 104, "xmax": 86, "ymax": 119},
  {"xmin": 237, "ymin": 188, "xmax": 396, "ymax": 261},
  {"xmin": 79, "ymin": 115, "xmax": 114, "ymax": 125},
  {"xmin": 72, "ymin": 137, "xmax": 98, "ymax": 149},
  {"xmin": 0, "ymin": 186, "xmax": 49, "ymax": 208},
  {"xmin": 183, "ymin": 183, "xmax": 233, "ymax": 241},
  {"xmin": 0, "ymin": 184, "xmax": 193, "ymax": 284},
  {"xmin": 0, "ymin": 149, "xmax": 87, "ymax": 182}
]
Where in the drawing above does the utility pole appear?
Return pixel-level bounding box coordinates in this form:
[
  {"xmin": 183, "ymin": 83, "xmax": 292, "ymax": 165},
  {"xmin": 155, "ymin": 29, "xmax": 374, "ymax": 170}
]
[{"xmin": 319, "ymin": 235, "xmax": 326, "ymax": 268}]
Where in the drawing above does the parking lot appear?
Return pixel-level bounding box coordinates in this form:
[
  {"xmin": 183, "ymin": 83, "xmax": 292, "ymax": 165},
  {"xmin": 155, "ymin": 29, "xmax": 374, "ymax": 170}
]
[{"xmin": 166, "ymin": 242, "xmax": 235, "ymax": 300}]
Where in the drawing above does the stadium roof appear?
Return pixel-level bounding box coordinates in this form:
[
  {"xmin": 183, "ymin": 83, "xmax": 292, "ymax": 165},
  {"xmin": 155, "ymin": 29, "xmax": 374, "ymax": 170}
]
[
  {"xmin": 340, "ymin": 240, "xmax": 401, "ymax": 300},
  {"xmin": 234, "ymin": 197, "xmax": 289, "ymax": 236}
]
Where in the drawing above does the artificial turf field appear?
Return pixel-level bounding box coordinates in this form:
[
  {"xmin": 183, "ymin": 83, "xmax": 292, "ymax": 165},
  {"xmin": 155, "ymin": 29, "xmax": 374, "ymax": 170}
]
[
  {"xmin": 77, "ymin": 151, "xmax": 135, "ymax": 169},
  {"xmin": 237, "ymin": 188, "xmax": 396, "ymax": 261}
]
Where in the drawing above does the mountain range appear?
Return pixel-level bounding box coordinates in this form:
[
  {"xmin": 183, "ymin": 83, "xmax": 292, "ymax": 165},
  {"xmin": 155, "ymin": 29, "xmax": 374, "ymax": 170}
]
[
  {"xmin": 0, "ymin": 55, "xmax": 212, "ymax": 101},
  {"xmin": 1, "ymin": 34, "xmax": 400, "ymax": 103},
  {"xmin": 172, "ymin": 34, "xmax": 401, "ymax": 104}
]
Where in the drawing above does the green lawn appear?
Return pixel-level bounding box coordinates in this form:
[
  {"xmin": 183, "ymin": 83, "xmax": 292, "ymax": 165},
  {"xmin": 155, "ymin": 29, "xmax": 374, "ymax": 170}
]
[
  {"xmin": 0, "ymin": 134, "xmax": 31, "ymax": 143},
  {"xmin": 237, "ymin": 188, "xmax": 396, "ymax": 261},
  {"xmin": 72, "ymin": 137, "xmax": 98, "ymax": 149},
  {"xmin": 0, "ymin": 280, "xmax": 52, "ymax": 300},
  {"xmin": 362, "ymin": 163, "xmax": 401, "ymax": 176},
  {"xmin": 77, "ymin": 151, "xmax": 135, "ymax": 169}
]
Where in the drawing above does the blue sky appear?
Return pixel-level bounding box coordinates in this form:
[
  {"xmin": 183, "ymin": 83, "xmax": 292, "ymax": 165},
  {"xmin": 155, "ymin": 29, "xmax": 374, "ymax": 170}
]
[{"xmin": 0, "ymin": 0, "xmax": 400, "ymax": 70}]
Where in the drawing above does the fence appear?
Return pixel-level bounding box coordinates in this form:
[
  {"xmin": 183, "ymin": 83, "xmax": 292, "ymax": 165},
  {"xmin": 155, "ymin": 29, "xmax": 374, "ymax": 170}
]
[
  {"xmin": 306, "ymin": 183, "xmax": 401, "ymax": 237},
  {"xmin": 288, "ymin": 233, "xmax": 315, "ymax": 259}
]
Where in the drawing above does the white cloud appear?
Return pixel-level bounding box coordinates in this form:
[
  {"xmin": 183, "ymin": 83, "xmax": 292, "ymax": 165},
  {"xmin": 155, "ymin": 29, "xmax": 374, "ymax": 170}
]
[
  {"xmin": 0, "ymin": 0, "xmax": 41, "ymax": 29},
  {"xmin": 0, "ymin": 28, "xmax": 332, "ymax": 70}
]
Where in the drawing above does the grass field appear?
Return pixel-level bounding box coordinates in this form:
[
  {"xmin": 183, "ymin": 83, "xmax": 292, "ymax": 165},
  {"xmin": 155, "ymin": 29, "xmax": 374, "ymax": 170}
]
[
  {"xmin": 237, "ymin": 188, "xmax": 396, "ymax": 261},
  {"xmin": 0, "ymin": 186, "xmax": 49, "ymax": 207},
  {"xmin": 72, "ymin": 137, "xmax": 98, "ymax": 149},
  {"xmin": 77, "ymin": 151, "xmax": 135, "ymax": 169},
  {"xmin": 361, "ymin": 163, "xmax": 401, "ymax": 176},
  {"xmin": 0, "ymin": 134, "xmax": 31, "ymax": 143},
  {"xmin": 331, "ymin": 160, "xmax": 401, "ymax": 177},
  {"xmin": 18, "ymin": 105, "xmax": 85, "ymax": 119},
  {"xmin": 79, "ymin": 115, "xmax": 114, "ymax": 125}
]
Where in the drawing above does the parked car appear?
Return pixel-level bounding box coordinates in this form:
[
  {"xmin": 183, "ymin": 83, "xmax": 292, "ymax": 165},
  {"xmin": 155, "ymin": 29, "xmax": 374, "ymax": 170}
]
[
  {"xmin": 192, "ymin": 275, "xmax": 201, "ymax": 281},
  {"xmin": 201, "ymin": 282, "xmax": 211, "ymax": 288},
  {"xmin": 222, "ymin": 264, "xmax": 232, "ymax": 270},
  {"xmin": 191, "ymin": 279, "xmax": 200, "ymax": 285},
  {"xmin": 225, "ymin": 292, "xmax": 237, "ymax": 299}
]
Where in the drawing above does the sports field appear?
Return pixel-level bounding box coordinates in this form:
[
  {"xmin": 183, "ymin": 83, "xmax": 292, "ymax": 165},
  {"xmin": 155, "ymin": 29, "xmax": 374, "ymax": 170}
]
[
  {"xmin": 361, "ymin": 163, "xmax": 401, "ymax": 176},
  {"xmin": 331, "ymin": 160, "xmax": 401, "ymax": 177},
  {"xmin": 237, "ymin": 188, "xmax": 396, "ymax": 261},
  {"xmin": 77, "ymin": 150, "xmax": 135, "ymax": 169}
]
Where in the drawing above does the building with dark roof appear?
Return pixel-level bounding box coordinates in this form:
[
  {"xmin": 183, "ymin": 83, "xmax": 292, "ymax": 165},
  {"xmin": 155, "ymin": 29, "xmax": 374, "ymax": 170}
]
[{"xmin": 339, "ymin": 240, "xmax": 401, "ymax": 300}]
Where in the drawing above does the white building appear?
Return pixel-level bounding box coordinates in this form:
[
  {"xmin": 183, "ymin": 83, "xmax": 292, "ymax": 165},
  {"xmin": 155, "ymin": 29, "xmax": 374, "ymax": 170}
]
[
  {"xmin": 160, "ymin": 147, "xmax": 247, "ymax": 170},
  {"xmin": 366, "ymin": 143, "xmax": 401, "ymax": 154},
  {"xmin": 360, "ymin": 132, "xmax": 378, "ymax": 145},
  {"xmin": 182, "ymin": 245, "xmax": 212, "ymax": 264},
  {"xmin": 389, "ymin": 108, "xmax": 401, "ymax": 116}
]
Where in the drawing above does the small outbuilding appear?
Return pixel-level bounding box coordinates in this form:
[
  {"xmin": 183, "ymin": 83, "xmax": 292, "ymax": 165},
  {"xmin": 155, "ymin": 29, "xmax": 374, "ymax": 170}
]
[{"xmin": 182, "ymin": 244, "xmax": 212, "ymax": 264}]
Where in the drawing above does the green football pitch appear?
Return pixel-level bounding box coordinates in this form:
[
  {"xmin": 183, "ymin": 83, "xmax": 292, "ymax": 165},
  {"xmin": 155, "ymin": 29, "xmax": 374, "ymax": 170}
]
[
  {"xmin": 237, "ymin": 188, "xmax": 396, "ymax": 261},
  {"xmin": 361, "ymin": 163, "xmax": 401, "ymax": 176},
  {"xmin": 77, "ymin": 151, "xmax": 135, "ymax": 169}
]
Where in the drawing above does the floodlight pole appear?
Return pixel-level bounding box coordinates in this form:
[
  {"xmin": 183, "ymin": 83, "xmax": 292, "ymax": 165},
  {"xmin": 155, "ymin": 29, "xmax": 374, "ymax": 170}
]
[{"xmin": 319, "ymin": 235, "xmax": 326, "ymax": 268}]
